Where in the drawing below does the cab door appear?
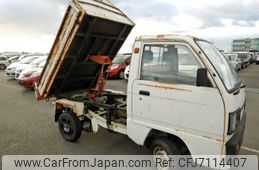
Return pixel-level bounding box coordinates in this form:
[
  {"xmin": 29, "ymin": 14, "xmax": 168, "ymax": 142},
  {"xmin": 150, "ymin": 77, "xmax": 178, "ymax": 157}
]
[{"xmin": 131, "ymin": 42, "xmax": 224, "ymax": 141}]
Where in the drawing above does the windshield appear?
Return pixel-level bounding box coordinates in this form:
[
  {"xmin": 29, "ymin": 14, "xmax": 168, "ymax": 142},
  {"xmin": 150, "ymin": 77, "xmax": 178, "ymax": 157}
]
[
  {"xmin": 236, "ymin": 53, "xmax": 247, "ymax": 60},
  {"xmin": 31, "ymin": 69, "xmax": 42, "ymax": 77},
  {"xmin": 197, "ymin": 41, "xmax": 241, "ymax": 92},
  {"xmin": 30, "ymin": 56, "xmax": 47, "ymax": 66},
  {"xmin": 20, "ymin": 57, "xmax": 38, "ymax": 64},
  {"xmin": 39, "ymin": 61, "xmax": 46, "ymax": 68},
  {"xmin": 112, "ymin": 55, "xmax": 129, "ymax": 64},
  {"xmin": 229, "ymin": 55, "xmax": 237, "ymax": 61}
]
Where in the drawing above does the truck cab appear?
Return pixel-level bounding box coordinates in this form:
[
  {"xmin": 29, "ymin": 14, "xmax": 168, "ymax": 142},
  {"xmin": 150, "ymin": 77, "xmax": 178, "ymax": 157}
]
[{"xmin": 127, "ymin": 35, "xmax": 246, "ymax": 155}]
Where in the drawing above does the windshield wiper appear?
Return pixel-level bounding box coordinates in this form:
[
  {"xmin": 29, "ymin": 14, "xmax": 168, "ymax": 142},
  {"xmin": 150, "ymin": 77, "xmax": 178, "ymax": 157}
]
[
  {"xmin": 233, "ymin": 80, "xmax": 245, "ymax": 95},
  {"xmin": 240, "ymin": 84, "xmax": 246, "ymax": 89}
]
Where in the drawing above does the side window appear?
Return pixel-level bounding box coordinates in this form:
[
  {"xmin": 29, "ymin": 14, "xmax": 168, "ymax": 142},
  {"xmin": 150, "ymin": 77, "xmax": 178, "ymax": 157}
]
[{"xmin": 141, "ymin": 44, "xmax": 201, "ymax": 86}]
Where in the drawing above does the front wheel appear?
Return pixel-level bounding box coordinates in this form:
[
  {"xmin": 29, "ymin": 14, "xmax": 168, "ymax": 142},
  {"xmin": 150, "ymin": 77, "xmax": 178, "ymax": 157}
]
[
  {"xmin": 58, "ymin": 111, "xmax": 82, "ymax": 142},
  {"xmin": 150, "ymin": 138, "xmax": 181, "ymax": 170},
  {"xmin": 150, "ymin": 137, "xmax": 181, "ymax": 155}
]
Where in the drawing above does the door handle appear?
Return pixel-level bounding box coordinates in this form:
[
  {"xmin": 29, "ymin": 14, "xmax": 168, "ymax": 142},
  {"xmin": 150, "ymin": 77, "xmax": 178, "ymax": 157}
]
[{"xmin": 139, "ymin": 90, "xmax": 150, "ymax": 96}]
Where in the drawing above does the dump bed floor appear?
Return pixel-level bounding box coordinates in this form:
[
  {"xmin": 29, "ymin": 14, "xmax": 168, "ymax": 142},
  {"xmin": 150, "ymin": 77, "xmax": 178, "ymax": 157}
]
[{"xmin": 36, "ymin": 0, "xmax": 134, "ymax": 99}]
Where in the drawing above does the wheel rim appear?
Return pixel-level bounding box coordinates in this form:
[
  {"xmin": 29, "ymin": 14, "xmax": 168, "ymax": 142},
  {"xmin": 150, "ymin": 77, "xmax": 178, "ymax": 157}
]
[
  {"xmin": 153, "ymin": 146, "xmax": 170, "ymax": 170},
  {"xmin": 60, "ymin": 118, "xmax": 73, "ymax": 136}
]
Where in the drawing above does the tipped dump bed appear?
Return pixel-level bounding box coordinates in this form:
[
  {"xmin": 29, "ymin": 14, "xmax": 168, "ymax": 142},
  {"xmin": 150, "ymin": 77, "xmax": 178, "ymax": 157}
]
[{"xmin": 35, "ymin": 0, "xmax": 134, "ymax": 99}]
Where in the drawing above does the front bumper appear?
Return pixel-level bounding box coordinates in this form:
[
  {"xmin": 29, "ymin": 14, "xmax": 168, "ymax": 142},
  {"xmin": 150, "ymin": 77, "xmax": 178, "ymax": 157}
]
[
  {"xmin": 107, "ymin": 70, "xmax": 119, "ymax": 78},
  {"xmin": 5, "ymin": 71, "xmax": 16, "ymax": 78},
  {"xmin": 226, "ymin": 111, "xmax": 246, "ymax": 155},
  {"xmin": 19, "ymin": 79, "xmax": 34, "ymax": 88}
]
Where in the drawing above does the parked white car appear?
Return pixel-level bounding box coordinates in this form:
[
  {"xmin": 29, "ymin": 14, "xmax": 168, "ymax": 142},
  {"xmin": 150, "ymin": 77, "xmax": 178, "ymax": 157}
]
[
  {"xmin": 5, "ymin": 56, "xmax": 41, "ymax": 79},
  {"xmin": 0, "ymin": 55, "xmax": 10, "ymax": 70},
  {"xmin": 18, "ymin": 60, "xmax": 46, "ymax": 81},
  {"xmin": 15, "ymin": 56, "xmax": 47, "ymax": 79}
]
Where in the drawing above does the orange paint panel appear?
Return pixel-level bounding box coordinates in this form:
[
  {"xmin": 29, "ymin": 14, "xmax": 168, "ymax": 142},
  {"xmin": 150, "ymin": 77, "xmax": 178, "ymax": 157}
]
[
  {"xmin": 139, "ymin": 83, "xmax": 192, "ymax": 92},
  {"xmin": 88, "ymin": 55, "xmax": 112, "ymax": 65}
]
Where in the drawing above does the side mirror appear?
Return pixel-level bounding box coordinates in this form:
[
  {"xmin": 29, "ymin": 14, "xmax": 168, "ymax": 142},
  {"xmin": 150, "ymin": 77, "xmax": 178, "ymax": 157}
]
[{"xmin": 196, "ymin": 68, "xmax": 212, "ymax": 87}]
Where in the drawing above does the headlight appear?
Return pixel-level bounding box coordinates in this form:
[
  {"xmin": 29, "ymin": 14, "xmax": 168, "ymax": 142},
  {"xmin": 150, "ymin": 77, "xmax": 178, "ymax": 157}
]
[{"xmin": 228, "ymin": 111, "xmax": 241, "ymax": 134}]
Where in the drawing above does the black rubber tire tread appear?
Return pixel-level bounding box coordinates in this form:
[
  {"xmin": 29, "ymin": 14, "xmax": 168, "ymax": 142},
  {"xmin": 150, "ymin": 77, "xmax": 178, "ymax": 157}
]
[
  {"xmin": 58, "ymin": 111, "xmax": 82, "ymax": 142},
  {"xmin": 150, "ymin": 137, "xmax": 181, "ymax": 155}
]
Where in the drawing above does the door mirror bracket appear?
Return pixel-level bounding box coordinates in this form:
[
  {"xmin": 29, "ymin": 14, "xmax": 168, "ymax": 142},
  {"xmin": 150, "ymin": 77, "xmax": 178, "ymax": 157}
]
[{"xmin": 196, "ymin": 68, "xmax": 212, "ymax": 87}]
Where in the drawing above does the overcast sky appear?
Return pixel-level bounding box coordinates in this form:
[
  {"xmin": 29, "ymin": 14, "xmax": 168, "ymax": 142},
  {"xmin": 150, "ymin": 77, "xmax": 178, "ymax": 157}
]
[{"xmin": 0, "ymin": 0, "xmax": 259, "ymax": 53}]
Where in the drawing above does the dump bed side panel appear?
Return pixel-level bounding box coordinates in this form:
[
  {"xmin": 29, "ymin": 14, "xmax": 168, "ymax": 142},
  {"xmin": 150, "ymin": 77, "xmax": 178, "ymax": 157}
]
[{"xmin": 36, "ymin": 0, "xmax": 134, "ymax": 99}]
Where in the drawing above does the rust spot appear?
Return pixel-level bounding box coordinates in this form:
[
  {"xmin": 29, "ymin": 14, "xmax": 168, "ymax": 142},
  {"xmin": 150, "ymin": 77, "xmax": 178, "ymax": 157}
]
[
  {"xmin": 159, "ymin": 81, "xmax": 178, "ymax": 85},
  {"xmin": 134, "ymin": 48, "xmax": 140, "ymax": 54},
  {"xmin": 139, "ymin": 83, "xmax": 192, "ymax": 92},
  {"xmin": 203, "ymin": 135, "xmax": 222, "ymax": 143},
  {"xmin": 157, "ymin": 35, "xmax": 165, "ymax": 39}
]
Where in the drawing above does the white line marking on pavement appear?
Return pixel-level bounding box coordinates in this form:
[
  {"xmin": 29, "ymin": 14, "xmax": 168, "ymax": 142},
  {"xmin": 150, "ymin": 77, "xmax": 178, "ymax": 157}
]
[{"xmin": 242, "ymin": 146, "xmax": 259, "ymax": 154}]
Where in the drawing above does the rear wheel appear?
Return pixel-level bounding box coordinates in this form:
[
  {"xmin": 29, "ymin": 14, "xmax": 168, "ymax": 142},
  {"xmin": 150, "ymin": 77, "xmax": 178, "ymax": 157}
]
[
  {"xmin": 0, "ymin": 64, "xmax": 6, "ymax": 70},
  {"xmin": 58, "ymin": 111, "xmax": 82, "ymax": 142}
]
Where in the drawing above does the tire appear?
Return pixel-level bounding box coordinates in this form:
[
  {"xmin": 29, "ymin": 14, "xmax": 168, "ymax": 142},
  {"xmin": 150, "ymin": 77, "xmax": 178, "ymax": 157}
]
[
  {"xmin": 150, "ymin": 138, "xmax": 181, "ymax": 170},
  {"xmin": 257, "ymin": 61, "xmax": 259, "ymax": 65},
  {"xmin": 58, "ymin": 111, "xmax": 82, "ymax": 142},
  {"xmin": 150, "ymin": 137, "xmax": 181, "ymax": 155},
  {"xmin": 0, "ymin": 64, "xmax": 6, "ymax": 70},
  {"xmin": 119, "ymin": 70, "xmax": 124, "ymax": 79}
]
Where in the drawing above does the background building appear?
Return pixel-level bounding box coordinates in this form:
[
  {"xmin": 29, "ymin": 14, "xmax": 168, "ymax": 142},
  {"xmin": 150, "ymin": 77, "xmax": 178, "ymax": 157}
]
[
  {"xmin": 232, "ymin": 38, "xmax": 259, "ymax": 51},
  {"xmin": 232, "ymin": 38, "xmax": 259, "ymax": 52}
]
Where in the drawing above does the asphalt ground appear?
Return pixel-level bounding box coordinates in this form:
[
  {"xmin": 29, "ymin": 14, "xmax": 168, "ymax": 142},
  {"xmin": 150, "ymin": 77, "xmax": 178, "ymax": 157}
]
[{"xmin": 0, "ymin": 63, "xmax": 258, "ymax": 165}]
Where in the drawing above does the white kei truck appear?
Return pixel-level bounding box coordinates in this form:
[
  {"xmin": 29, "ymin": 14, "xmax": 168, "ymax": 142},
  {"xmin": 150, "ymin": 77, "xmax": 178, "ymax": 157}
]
[{"xmin": 35, "ymin": 0, "xmax": 246, "ymax": 158}]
